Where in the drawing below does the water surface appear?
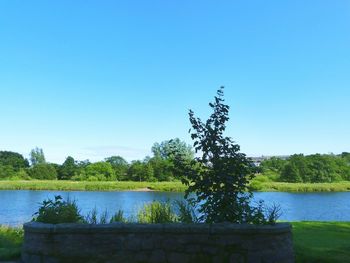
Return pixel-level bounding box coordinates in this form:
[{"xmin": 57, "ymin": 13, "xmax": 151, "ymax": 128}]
[{"xmin": 0, "ymin": 190, "xmax": 349, "ymax": 226}]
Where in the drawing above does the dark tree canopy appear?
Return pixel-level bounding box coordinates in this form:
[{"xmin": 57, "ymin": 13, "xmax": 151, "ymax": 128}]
[
  {"xmin": 0, "ymin": 151, "xmax": 29, "ymax": 170},
  {"xmin": 58, "ymin": 156, "xmax": 77, "ymax": 180}
]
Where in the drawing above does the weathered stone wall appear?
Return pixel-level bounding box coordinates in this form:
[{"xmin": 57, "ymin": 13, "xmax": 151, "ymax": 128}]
[{"xmin": 22, "ymin": 222, "xmax": 294, "ymax": 263}]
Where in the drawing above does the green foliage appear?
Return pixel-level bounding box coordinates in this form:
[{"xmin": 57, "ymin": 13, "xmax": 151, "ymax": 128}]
[
  {"xmin": 0, "ymin": 151, "xmax": 29, "ymax": 170},
  {"xmin": 28, "ymin": 163, "xmax": 57, "ymax": 180},
  {"xmin": 0, "ymin": 165, "xmax": 30, "ymax": 180},
  {"xmin": 110, "ymin": 210, "xmax": 128, "ymax": 223},
  {"xmin": 179, "ymin": 87, "xmax": 267, "ymax": 224},
  {"xmin": 137, "ymin": 201, "xmax": 177, "ymax": 223},
  {"xmin": 128, "ymin": 160, "xmax": 155, "ymax": 182},
  {"xmin": 0, "ymin": 226, "xmax": 23, "ymax": 261},
  {"xmin": 29, "ymin": 147, "xmax": 46, "ymax": 166},
  {"xmin": 260, "ymin": 157, "xmax": 287, "ymax": 173},
  {"xmin": 152, "ymin": 138, "xmax": 194, "ymax": 162},
  {"xmin": 33, "ymin": 195, "xmax": 83, "ymax": 224},
  {"xmin": 84, "ymin": 162, "xmax": 116, "ymax": 181},
  {"xmin": 84, "ymin": 208, "xmax": 110, "ymax": 224},
  {"xmin": 280, "ymin": 154, "xmax": 349, "ymax": 183},
  {"xmin": 105, "ymin": 156, "xmax": 129, "ymax": 180},
  {"xmin": 58, "ymin": 156, "xmax": 77, "ymax": 180},
  {"xmin": 149, "ymin": 158, "xmax": 174, "ymax": 181},
  {"xmin": 174, "ymin": 200, "xmax": 198, "ymax": 223}
]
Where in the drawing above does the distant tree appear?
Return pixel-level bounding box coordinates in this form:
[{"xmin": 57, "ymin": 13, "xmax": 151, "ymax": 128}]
[
  {"xmin": 105, "ymin": 156, "xmax": 128, "ymax": 166},
  {"xmin": 85, "ymin": 162, "xmax": 116, "ymax": 181},
  {"xmin": 128, "ymin": 160, "xmax": 154, "ymax": 182},
  {"xmin": 280, "ymin": 154, "xmax": 349, "ymax": 183},
  {"xmin": 58, "ymin": 156, "xmax": 77, "ymax": 180},
  {"xmin": 0, "ymin": 151, "xmax": 29, "ymax": 170},
  {"xmin": 150, "ymin": 139, "xmax": 194, "ymax": 181},
  {"xmin": 149, "ymin": 158, "xmax": 174, "ymax": 181},
  {"xmin": 0, "ymin": 165, "xmax": 16, "ymax": 179},
  {"xmin": 151, "ymin": 138, "xmax": 194, "ymax": 161},
  {"xmin": 28, "ymin": 163, "xmax": 57, "ymax": 180},
  {"xmin": 341, "ymin": 152, "xmax": 350, "ymax": 163},
  {"xmin": 29, "ymin": 147, "xmax": 46, "ymax": 166},
  {"xmin": 105, "ymin": 156, "xmax": 129, "ymax": 180},
  {"xmin": 260, "ymin": 157, "xmax": 287, "ymax": 173}
]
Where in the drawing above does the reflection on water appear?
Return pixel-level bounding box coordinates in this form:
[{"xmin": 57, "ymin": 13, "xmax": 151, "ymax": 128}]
[{"xmin": 0, "ymin": 190, "xmax": 349, "ymax": 226}]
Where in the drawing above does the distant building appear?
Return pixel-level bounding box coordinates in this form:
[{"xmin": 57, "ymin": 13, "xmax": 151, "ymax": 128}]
[{"xmin": 249, "ymin": 155, "xmax": 290, "ymax": 167}]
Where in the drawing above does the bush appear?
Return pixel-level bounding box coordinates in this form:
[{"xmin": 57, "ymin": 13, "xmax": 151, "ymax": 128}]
[
  {"xmin": 33, "ymin": 195, "xmax": 83, "ymax": 224},
  {"xmin": 28, "ymin": 164, "xmax": 57, "ymax": 180},
  {"xmin": 137, "ymin": 201, "xmax": 177, "ymax": 223}
]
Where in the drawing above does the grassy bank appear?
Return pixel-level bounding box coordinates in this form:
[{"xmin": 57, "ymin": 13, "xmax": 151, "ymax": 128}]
[
  {"xmin": 0, "ymin": 180, "xmax": 187, "ymax": 192},
  {"xmin": 1, "ymin": 222, "xmax": 349, "ymax": 262},
  {"xmin": 0, "ymin": 180, "xmax": 350, "ymax": 192},
  {"xmin": 250, "ymin": 180, "xmax": 350, "ymax": 192}
]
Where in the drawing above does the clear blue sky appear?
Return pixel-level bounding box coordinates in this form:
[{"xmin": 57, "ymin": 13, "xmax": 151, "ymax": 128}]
[{"xmin": 0, "ymin": 0, "xmax": 349, "ymax": 164}]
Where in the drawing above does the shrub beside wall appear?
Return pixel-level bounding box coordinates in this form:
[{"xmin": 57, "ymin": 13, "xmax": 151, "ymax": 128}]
[{"xmin": 22, "ymin": 222, "xmax": 294, "ymax": 263}]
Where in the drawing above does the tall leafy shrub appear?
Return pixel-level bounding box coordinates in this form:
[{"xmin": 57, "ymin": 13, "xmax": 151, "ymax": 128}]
[{"xmin": 178, "ymin": 87, "xmax": 270, "ymax": 224}]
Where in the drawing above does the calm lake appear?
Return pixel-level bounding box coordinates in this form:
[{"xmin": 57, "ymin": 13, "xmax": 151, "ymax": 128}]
[{"xmin": 0, "ymin": 190, "xmax": 349, "ymax": 226}]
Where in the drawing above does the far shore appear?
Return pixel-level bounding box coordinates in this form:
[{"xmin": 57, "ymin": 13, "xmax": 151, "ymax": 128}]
[{"xmin": 0, "ymin": 180, "xmax": 350, "ymax": 193}]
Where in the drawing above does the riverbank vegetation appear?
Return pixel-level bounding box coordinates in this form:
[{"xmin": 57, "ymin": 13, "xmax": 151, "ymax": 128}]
[
  {"xmin": 0, "ymin": 180, "xmax": 187, "ymax": 191},
  {"xmin": 0, "ymin": 147, "xmax": 349, "ymax": 185},
  {"xmin": 1, "ymin": 222, "xmax": 349, "ymax": 262},
  {"xmin": 257, "ymin": 153, "xmax": 350, "ymax": 183},
  {"xmin": 0, "ymin": 179, "xmax": 350, "ymax": 192}
]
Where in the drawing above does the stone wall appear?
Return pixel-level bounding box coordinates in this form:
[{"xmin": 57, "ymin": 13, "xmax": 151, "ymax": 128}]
[{"xmin": 22, "ymin": 222, "xmax": 294, "ymax": 263}]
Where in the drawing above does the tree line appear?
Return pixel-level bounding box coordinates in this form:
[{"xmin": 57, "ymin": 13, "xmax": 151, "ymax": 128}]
[
  {"xmin": 0, "ymin": 139, "xmax": 194, "ymax": 182},
  {"xmin": 1, "ymin": 145, "xmax": 349, "ymax": 183},
  {"xmin": 259, "ymin": 153, "xmax": 350, "ymax": 183}
]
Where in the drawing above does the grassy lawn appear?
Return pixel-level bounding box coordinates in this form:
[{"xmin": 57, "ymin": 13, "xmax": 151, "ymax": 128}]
[
  {"xmin": 292, "ymin": 221, "xmax": 350, "ymax": 263},
  {"xmin": 0, "ymin": 226, "xmax": 23, "ymax": 261},
  {"xmin": 0, "ymin": 180, "xmax": 187, "ymax": 192},
  {"xmin": 1, "ymin": 222, "xmax": 349, "ymax": 262}
]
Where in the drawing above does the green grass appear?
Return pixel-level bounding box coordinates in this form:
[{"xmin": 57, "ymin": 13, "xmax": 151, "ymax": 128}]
[
  {"xmin": 0, "ymin": 222, "xmax": 349, "ymax": 261},
  {"xmin": 0, "ymin": 226, "xmax": 23, "ymax": 261},
  {"xmin": 292, "ymin": 221, "xmax": 350, "ymax": 263},
  {"xmin": 250, "ymin": 180, "xmax": 350, "ymax": 192},
  {"xmin": 0, "ymin": 179, "xmax": 350, "ymax": 192},
  {"xmin": 0, "ymin": 180, "xmax": 187, "ymax": 192}
]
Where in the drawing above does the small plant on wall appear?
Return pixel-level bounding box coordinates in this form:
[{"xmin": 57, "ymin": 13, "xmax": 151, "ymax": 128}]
[
  {"xmin": 177, "ymin": 87, "xmax": 276, "ymax": 224},
  {"xmin": 33, "ymin": 195, "xmax": 83, "ymax": 224}
]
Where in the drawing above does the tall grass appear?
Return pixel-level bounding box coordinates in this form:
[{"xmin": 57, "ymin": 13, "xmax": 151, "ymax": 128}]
[
  {"xmin": 0, "ymin": 180, "xmax": 186, "ymax": 192},
  {"xmin": 250, "ymin": 180, "xmax": 350, "ymax": 192},
  {"xmin": 110, "ymin": 210, "xmax": 128, "ymax": 223},
  {"xmin": 0, "ymin": 226, "xmax": 23, "ymax": 261},
  {"xmin": 1, "ymin": 179, "xmax": 349, "ymax": 192},
  {"xmin": 137, "ymin": 201, "xmax": 177, "ymax": 223}
]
